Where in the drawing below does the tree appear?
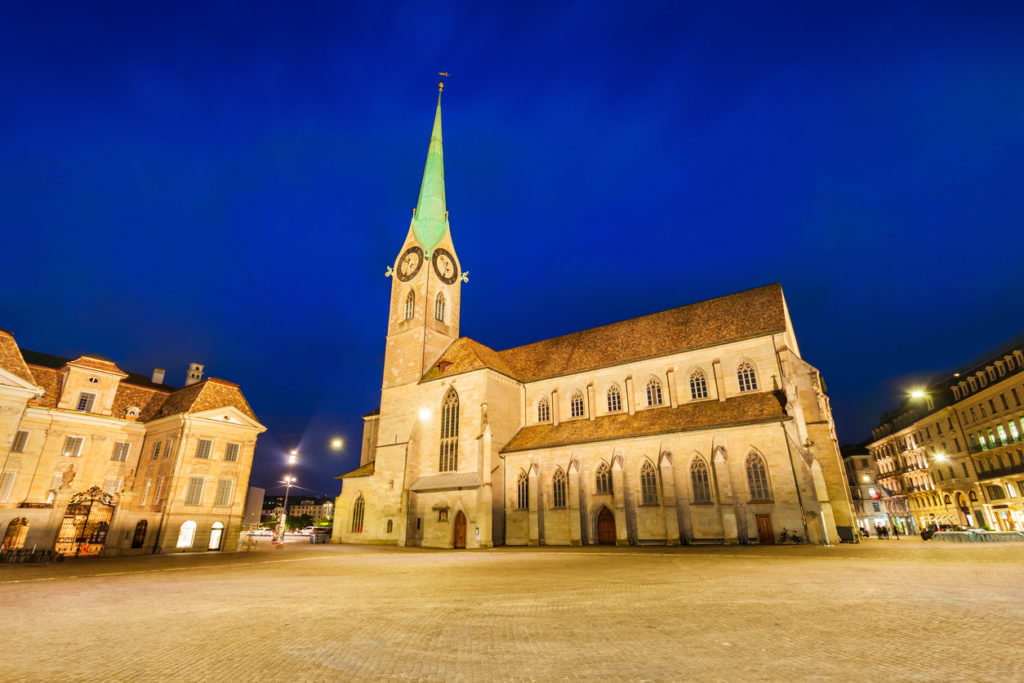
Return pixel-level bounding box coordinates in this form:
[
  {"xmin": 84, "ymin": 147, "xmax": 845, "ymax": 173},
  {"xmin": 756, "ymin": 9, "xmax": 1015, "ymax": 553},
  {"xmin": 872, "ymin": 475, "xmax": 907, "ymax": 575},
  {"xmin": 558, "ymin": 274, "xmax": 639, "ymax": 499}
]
[{"xmin": 285, "ymin": 514, "xmax": 314, "ymax": 531}]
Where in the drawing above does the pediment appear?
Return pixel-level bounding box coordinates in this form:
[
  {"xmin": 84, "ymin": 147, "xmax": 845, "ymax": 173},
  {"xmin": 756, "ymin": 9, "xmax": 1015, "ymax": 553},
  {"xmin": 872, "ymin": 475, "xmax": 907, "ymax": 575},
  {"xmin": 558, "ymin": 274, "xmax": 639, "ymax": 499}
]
[
  {"xmin": 0, "ymin": 366, "xmax": 43, "ymax": 398},
  {"xmin": 190, "ymin": 406, "xmax": 266, "ymax": 431}
]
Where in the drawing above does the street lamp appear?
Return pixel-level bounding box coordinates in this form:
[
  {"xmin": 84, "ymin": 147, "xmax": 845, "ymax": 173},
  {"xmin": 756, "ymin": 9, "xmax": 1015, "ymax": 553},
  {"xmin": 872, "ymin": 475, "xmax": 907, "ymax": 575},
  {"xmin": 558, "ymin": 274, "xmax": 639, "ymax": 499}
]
[
  {"xmin": 330, "ymin": 437, "xmax": 343, "ymax": 451},
  {"xmin": 275, "ymin": 449, "xmax": 299, "ymax": 542}
]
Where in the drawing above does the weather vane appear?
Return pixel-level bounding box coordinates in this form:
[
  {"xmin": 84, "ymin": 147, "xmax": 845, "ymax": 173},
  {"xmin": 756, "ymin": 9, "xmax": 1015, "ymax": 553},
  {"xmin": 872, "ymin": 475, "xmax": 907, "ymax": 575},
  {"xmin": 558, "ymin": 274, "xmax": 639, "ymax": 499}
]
[{"xmin": 438, "ymin": 72, "xmax": 449, "ymax": 92}]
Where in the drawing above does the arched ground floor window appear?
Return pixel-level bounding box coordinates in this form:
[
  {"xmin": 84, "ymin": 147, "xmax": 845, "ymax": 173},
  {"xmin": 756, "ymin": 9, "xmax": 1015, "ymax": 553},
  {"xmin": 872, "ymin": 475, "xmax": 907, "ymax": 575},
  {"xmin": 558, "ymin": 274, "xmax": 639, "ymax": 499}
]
[
  {"xmin": 176, "ymin": 520, "xmax": 197, "ymax": 549},
  {"xmin": 208, "ymin": 521, "xmax": 225, "ymax": 550}
]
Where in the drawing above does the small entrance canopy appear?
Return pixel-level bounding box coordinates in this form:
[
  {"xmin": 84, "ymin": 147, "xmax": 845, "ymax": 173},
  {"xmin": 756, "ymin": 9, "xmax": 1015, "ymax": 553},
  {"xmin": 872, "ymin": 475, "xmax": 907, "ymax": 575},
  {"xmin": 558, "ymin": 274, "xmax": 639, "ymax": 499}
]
[{"xmin": 409, "ymin": 472, "xmax": 481, "ymax": 493}]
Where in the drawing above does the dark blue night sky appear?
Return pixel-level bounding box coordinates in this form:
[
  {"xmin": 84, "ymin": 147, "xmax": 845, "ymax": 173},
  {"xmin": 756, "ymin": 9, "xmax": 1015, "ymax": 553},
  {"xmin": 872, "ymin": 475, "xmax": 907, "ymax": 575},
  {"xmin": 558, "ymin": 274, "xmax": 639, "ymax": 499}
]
[{"xmin": 2, "ymin": 2, "xmax": 1023, "ymax": 497}]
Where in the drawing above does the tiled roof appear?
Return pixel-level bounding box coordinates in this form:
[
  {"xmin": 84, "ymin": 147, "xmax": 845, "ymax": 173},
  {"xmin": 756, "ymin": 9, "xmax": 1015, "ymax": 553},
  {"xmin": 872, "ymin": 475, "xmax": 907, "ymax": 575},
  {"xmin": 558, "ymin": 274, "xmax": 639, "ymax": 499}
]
[
  {"xmin": 0, "ymin": 331, "xmax": 37, "ymax": 384},
  {"xmin": 408, "ymin": 472, "xmax": 482, "ymax": 492},
  {"xmin": 423, "ymin": 283, "xmax": 787, "ymax": 383},
  {"xmin": 501, "ymin": 391, "xmax": 788, "ymax": 453},
  {"xmin": 336, "ymin": 462, "xmax": 375, "ymax": 479}
]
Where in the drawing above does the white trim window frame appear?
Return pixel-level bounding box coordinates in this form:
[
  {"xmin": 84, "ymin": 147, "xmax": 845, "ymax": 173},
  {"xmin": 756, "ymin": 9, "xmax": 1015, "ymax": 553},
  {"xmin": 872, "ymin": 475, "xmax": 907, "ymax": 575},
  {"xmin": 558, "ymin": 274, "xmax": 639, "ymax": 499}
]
[
  {"xmin": 62, "ymin": 436, "xmax": 85, "ymax": 458},
  {"xmin": 195, "ymin": 439, "xmax": 213, "ymax": 460}
]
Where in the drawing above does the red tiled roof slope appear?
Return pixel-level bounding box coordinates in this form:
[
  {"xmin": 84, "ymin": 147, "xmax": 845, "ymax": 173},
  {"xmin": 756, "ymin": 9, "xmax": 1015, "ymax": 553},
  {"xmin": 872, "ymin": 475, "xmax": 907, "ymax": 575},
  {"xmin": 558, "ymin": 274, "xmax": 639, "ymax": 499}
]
[{"xmin": 501, "ymin": 392, "xmax": 788, "ymax": 453}]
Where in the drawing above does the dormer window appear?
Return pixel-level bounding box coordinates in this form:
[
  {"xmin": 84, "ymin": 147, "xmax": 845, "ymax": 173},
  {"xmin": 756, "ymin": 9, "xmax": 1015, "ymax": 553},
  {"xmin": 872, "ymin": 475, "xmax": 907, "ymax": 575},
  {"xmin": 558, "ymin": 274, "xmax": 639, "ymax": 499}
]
[{"xmin": 76, "ymin": 392, "xmax": 96, "ymax": 412}]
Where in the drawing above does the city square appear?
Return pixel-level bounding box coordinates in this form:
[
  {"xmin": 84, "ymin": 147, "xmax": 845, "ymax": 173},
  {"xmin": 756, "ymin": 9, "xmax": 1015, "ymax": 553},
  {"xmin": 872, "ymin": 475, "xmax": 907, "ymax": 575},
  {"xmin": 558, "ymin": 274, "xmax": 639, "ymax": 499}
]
[{"xmin": 3, "ymin": 540, "xmax": 1020, "ymax": 681}]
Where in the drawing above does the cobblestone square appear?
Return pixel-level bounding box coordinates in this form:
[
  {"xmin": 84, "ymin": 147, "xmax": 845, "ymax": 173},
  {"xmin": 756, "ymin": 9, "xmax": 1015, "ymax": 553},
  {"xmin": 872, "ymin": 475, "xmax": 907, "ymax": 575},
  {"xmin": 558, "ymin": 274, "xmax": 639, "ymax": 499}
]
[{"xmin": 2, "ymin": 539, "xmax": 1021, "ymax": 681}]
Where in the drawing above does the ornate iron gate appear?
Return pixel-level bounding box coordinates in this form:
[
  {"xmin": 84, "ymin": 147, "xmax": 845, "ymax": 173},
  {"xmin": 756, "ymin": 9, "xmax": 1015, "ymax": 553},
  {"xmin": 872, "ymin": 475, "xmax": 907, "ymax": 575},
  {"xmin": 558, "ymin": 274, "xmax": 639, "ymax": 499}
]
[{"xmin": 55, "ymin": 486, "xmax": 116, "ymax": 557}]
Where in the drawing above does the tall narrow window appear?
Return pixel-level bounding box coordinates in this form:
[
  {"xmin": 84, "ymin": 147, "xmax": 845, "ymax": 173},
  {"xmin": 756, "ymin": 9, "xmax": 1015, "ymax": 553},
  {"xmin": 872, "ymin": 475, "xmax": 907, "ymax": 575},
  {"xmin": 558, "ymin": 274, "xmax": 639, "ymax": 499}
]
[
  {"xmin": 214, "ymin": 479, "xmax": 234, "ymax": 507},
  {"xmin": 195, "ymin": 439, "xmax": 213, "ymax": 459},
  {"xmin": 517, "ymin": 471, "xmax": 529, "ymax": 509},
  {"xmin": 151, "ymin": 441, "xmax": 162, "ymax": 461},
  {"xmin": 690, "ymin": 371, "xmax": 708, "ymax": 400},
  {"xmin": 640, "ymin": 461, "xmax": 658, "ymax": 504},
  {"xmin": 552, "ymin": 468, "xmax": 567, "ymax": 508},
  {"xmin": 76, "ymin": 392, "xmax": 96, "ymax": 412},
  {"xmin": 111, "ymin": 442, "xmax": 130, "ymax": 462},
  {"xmin": 155, "ymin": 476, "xmax": 166, "ymax": 503},
  {"xmin": 607, "ymin": 385, "xmax": 622, "ymax": 412},
  {"xmin": 646, "ymin": 378, "xmax": 663, "ymax": 406},
  {"xmin": 0, "ymin": 472, "xmax": 15, "ymax": 504},
  {"xmin": 570, "ymin": 391, "xmax": 585, "ymax": 418},
  {"xmin": 164, "ymin": 437, "xmax": 175, "ymax": 458},
  {"xmin": 184, "ymin": 477, "xmax": 205, "ymax": 505},
  {"xmin": 737, "ymin": 362, "xmax": 758, "ymax": 392},
  {"xmin": 537, "ymin": 396, "xmax": 550, "ymax": 423},
  {"xmin": 11, "ymin": 431, "xmax": 28, "ymax": 453},
  {"xmin": 439, "ymin": 388, "xmax": 459, "ymax": 472},
  {"xmin": 141, "ymin": 479, "xmax": 151, "ymax": 506},
  {"xmin": 691, "ymin": 458, "xmax": 711, "ymax": 503},
  {"xmin": 404, "ymin": 291, "xmax": 415, "ymax": 320},
  {"xmin": 435, "ymin": 292, "xmax": 446, "ymax": 322},
  {"xmin": 224, "ymin": 443, "xmax": 240, "ymax": 463},
  {"xmin": 746, "ymin": 453, "xmax": 771, "ymax": 501},
  {"xmin": 351, "ymin": 494, "xmax": 365, "ymax": 533},
  {"xmin": 595, "ymin": 462, "xmax": 611, "ymax": 494}
]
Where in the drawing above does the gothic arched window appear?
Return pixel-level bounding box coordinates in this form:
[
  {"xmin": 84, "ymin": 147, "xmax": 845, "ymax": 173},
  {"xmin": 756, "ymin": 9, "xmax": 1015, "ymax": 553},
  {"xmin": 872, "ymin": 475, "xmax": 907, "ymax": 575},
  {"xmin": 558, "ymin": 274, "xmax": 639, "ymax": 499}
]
[
  {"xmin": 691, "ymin": 458, "xmax": 711, "ymax": 503},
  {"xmin": 746, "ymin": 453, "xmax": 771, "ymax": 501},
  {"xmin": 690, "ymin": 370, "xmax": 708, "ymax": 400},
  {"xmin": 517, "ymin": 470, "xmax": 529, "ymax": 509},
  {"xmin": 404, "ymin": 291, "xmax": 415, "ymax": 321},
  {"xmin": 640, "ymin": 461, "xmax": 659, "ymax": 505},
  {"xmin": 595, "ymin": 462, "xmax": 611, "ymax": 494},
  {"xmin": 537, "ymin": 396, "xmax": 550, "ymax": 423},
  {"xmin": 737, "ymin": 362, "xmax": 758, "ymax": 392},
  {"xmin": 435, "ymin": 292, "xmax": 446, "ymax": 322},
  {"xmin": 607, "ymin": 385, "xmax": 622, "ymax": 412},
  {"xmin": 439, "ymin": 388, "xmax": 459, "ymax": 472},
  {"xmin": 570, "ymin": 391, "xmax": 585, "ymax": 418},
  {"xmin": 646, "ymin": 377, "xmax": 663, "ymax": 406},
  {"xmin": 351, "ymin": 494, "xmax": 365, "ymax": 533},
  {"xmin": 552, "ymin": 468, "xmax": 567, "ymax": 508}
]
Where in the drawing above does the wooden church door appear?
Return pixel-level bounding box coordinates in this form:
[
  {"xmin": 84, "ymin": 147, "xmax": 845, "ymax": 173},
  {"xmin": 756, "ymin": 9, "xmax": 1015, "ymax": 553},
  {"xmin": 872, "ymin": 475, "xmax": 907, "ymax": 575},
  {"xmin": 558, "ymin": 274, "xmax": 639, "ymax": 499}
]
[
  {"xmin": 597, "ymin": 507, "xmax": 616, "ymax": 544},
  {"xmin": 453, "ymin": 511, "xmax": 467, "ymax": 548}
]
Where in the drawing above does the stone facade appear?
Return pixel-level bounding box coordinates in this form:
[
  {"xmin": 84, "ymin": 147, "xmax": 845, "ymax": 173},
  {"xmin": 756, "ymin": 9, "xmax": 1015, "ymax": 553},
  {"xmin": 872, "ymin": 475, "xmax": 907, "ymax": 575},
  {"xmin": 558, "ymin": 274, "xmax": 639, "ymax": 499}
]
[
  {"xmin": 0, "ymin": 330, "xmax": 266, "ymax": 556},
  {"xmin": 332, "ymin": 94, "xmax": 854, "ymax": 548}
]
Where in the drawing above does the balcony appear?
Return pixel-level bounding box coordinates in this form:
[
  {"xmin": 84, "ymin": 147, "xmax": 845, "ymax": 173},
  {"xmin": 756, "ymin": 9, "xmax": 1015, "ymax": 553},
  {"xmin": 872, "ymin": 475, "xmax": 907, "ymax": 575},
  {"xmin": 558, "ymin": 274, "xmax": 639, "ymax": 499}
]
[
  {"xmin": 976, "ymin": 461, "xmax": 1024, "ymax": 481},
  {"xmin": 968, "ymin": 432, "xmax": 1024, "ymax": 454}
]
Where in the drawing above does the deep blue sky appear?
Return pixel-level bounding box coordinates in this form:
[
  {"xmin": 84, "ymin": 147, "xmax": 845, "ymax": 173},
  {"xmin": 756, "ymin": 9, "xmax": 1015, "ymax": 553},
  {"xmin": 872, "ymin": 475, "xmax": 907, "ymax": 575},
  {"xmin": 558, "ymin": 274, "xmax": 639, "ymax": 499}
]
[{"xmin": 2, "ymin": 2, "xmax": 1023, "ymax": 497}]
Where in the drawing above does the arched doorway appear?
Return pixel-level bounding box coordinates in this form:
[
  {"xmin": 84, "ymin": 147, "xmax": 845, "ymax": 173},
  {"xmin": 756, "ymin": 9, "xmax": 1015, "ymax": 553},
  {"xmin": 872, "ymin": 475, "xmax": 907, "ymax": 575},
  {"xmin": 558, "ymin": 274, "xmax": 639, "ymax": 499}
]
[
  {"xmin": 955, "ymin": 493, "xmax": 970, "ymax": 526},
  {"xmin": 55, "ymin": 486, "xmax": 116, "ymax": 557},
  {"xmin": 453, "ymin": 511, "xmax": 466, "ymax": 549},
  {"xmin": 597, "ymin": 506, "xmax": 616, "ymax": 545},
  {"xmin": 176, "ymin": 521, "xmax": 197, "ymax": 549},
  {"xmin": 131, "ymin": 520, "xmax": 147, "ymax": 548},
  {"xmin": 208, "ymin": 522, "xmax": 224, "ymax": 550}
]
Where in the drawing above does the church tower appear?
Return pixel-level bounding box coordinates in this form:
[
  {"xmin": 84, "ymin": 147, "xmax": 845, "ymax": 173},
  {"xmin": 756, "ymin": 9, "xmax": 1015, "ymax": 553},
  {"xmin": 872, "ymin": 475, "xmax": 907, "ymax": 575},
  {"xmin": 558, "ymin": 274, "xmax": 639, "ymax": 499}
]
[{"xmin": 382, "ymin": 89, "xmax": 463, "ymax": 390}]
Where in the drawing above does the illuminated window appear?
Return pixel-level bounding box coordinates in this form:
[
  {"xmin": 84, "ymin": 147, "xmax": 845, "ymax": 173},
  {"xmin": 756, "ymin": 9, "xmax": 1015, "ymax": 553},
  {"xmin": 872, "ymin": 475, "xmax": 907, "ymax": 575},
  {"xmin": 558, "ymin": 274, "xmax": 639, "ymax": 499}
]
[
  {"xmin": 437, "ymin": 509, "xmax": 448, "ymax": 523},
  {"xmin": 351, "ymin": 494, "xmax": 365, "ymax": 533},
  {"xmin": 640, "ymin": 461, "xmax": 658, "ymax": 504},
  {"xmin": 552, "ymin": 468, "xmax": 567, "ymax": 508},
  {"xmin": 76, "ymin": 392, "xmax": 96, "ymax": 412},
  {"xmin": 516, "ymin": 470, "xmax": 529, "ymax": 509},
  {"xmin": 435, "ymin": 292, "xmax": 446, "ymax": 322},
  {"xmin": 607, "ymin": 385, "xmax": 622, "ymax": 412},
  {"xmin": 997, "ymin": 425, "xmax": 1009, "ymax": 445},
  {"xmin": 646, "ymin": 378, "xmax": 663, "ymax": 406},
  {"xmin": 570, "ymin": 391, "xmax": 585, "ymax": 418},
  {"xmin": 690, "ymin": 458, "xmax": 711, "ymax": 503},
  {"xmin": 595, "ymin": 462, "xmax": 611, "ymax": 494},
  {"xmin": 404, "ymin": 291, "xmax": 415, "ymax": 320},
  {"xmin": 537, "ymin": 396, "xmax": 550, "ymax": 423},
  {"xmin": 1011, "ymin": 422, "xmax": 1021, "ymax": 441},
  {"xmin": 62, "ymin": 436, "xmax": 84, "ymax": 458},
  {"xmin": 690, "ymin": 371, "xmax": 708, "ymax": 399},
  {"xmin": 208, "ymin": 522, "xmax": 224, "ymax": 550},
  {"xmin": 176, "ymin": 521, "xmax": 197, "ymax": 549},
  {"xmin": 746, "ymin": 453, "xmax": 771, "ymax": 501},
  {"xmin": 439, "ymin": 388, "xmax": 459, "ymax": 472},
  {"xmin": 737, "ymin": 362, "xmax": 758, "ymax": 392}
]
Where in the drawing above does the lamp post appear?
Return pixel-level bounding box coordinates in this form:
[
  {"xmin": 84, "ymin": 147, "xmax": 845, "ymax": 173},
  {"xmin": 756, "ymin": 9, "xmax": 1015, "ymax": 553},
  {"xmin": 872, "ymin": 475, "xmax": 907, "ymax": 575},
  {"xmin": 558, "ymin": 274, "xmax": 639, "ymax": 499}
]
[{"xmin": 276, "ymin": 450, "xmax": 298, "ymax": 542}]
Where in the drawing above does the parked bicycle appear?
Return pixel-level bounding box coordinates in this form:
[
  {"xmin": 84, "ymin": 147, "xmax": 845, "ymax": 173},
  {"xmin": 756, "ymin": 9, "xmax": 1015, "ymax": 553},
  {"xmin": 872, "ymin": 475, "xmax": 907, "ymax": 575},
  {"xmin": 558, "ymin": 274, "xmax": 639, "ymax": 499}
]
[{"xmin": 778, "ymin": 527, "xmax": 803, "ymax": 544}]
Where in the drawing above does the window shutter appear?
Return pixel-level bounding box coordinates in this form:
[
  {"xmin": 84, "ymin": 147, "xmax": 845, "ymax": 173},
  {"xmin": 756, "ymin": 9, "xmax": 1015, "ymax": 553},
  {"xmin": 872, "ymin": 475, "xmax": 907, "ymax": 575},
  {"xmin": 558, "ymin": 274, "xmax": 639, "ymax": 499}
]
[
  {"xmin": 214, "ymin": 479, "xmax": 234, "ymax": 507},
  {"xmin": 225, "ymin": 443, "xmax": 240, "ymax": 462},
  {"xmin": 196, "ymin": 439, "xmax": 213, "ymax": 459},
  {"xmin": 185, "ymin": 477, "xmax": 205, "ymax": 505}
]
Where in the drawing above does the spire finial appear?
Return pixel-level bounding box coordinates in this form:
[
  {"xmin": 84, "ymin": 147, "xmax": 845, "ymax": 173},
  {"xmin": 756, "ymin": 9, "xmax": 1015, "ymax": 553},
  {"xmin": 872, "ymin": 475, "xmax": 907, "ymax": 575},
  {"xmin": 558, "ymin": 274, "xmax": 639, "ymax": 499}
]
[{"xmin": 438, "ymin": 72, "xmax": 449, "ymax": 93}]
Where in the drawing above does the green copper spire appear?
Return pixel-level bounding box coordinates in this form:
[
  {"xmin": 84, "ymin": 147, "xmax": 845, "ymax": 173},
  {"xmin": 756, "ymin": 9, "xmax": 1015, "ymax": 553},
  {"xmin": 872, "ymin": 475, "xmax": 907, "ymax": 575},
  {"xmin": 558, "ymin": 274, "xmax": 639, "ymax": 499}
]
[{"xmin": 412, "ymin": 91, "xmax": 448, "ymax": 257}]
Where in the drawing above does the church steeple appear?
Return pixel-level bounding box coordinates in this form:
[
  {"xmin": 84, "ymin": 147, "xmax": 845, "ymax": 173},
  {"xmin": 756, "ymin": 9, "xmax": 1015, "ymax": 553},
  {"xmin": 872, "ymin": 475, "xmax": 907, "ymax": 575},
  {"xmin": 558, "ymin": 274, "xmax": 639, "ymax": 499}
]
[{"xmin": 412, "ymin": 91, "xmax": 448, "ymax": 257}]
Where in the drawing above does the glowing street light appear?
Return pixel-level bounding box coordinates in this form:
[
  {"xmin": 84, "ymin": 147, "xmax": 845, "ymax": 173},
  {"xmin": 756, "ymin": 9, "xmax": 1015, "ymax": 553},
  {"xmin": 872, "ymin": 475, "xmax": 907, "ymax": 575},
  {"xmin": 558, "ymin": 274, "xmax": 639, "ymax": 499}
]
[
  {"xmin": 276, "ymin": 449, "xmax": 300, "ymax": 542},
  {"xmin": 330, "ymin": 437, "xmax": 344, "ymax": 450},
  {"xmin": 910, "ymin": 389, "xmax": 925, "ymax": 399},
  {"xmin": 934, "ymin": 452, "xmax": 947, "ymax": 462}
]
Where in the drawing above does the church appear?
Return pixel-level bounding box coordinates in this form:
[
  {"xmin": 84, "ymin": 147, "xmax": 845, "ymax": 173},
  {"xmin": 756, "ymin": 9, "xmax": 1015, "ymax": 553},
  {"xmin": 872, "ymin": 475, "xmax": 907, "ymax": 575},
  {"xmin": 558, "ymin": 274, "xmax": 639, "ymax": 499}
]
[{"xmin": 332, "ymin": 91, "xmax": 854, "ymax": 548}]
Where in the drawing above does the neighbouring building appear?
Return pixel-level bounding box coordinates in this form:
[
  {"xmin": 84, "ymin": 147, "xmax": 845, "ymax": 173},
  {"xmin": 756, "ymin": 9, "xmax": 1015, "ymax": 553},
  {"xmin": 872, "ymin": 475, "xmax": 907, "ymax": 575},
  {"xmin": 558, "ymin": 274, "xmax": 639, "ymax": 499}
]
[
  {"xmin": 288, "ymin": 497, "xmax": 333, "ymax": 523},
  {"xmin": 332, "ymin": 90, "xmax": 854, "ymax": 548},
  {"xmin": 0, "ymin": 330, "xmax": 266, "ymax": 556},
  {"xmin": 243, "ymin": 486, "xmax": 266, "ymax": 529},
  {"xmin": 867, "ymin": 338, "xmax": 1024, "ymax": 533},
  {"xmin": 841, "ymin": 443, "xmax": 888, "ymax": 535}
]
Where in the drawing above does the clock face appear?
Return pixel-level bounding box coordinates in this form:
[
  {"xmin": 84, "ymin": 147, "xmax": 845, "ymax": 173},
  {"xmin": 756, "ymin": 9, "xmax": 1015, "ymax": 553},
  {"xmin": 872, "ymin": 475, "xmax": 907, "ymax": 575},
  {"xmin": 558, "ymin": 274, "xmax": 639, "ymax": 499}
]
[
  {"xmin": 396, "ymin": 246, "xmax": 424, "ymax": 281},
  {"xmin": 432, "ymin": 248, "xmax": 459, "ymax": 284}
]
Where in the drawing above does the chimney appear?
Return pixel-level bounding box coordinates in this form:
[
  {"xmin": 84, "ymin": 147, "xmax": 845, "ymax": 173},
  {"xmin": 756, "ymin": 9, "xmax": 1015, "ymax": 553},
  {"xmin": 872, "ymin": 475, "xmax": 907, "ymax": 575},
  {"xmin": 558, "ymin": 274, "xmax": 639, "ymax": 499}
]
[
  {"xmin": 151, "ymin": 368, "xmax": 166, "ymax": 385},
  {"xmin": 185, "ymin": 363, "xmax": 205, "ymax": 386}
]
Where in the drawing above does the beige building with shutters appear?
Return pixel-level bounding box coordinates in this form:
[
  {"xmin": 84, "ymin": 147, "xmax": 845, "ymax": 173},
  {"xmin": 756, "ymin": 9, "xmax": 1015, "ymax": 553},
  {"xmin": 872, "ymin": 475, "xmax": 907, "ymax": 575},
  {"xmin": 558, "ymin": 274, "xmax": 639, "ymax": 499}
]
[
  {"xmin": 332, "ymin": 92, "xmax": 854, "ymax": 549},
  {"xmin": 0, "ymin": 330, "xmax": 265, "ymax": 556}
]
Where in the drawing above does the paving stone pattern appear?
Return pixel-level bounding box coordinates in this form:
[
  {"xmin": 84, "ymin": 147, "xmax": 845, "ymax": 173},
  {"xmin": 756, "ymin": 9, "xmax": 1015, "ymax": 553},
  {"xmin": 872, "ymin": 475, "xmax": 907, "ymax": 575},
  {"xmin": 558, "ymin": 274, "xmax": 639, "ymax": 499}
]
[{"xmin": 2, "ymin": 539, "xmax": 1021, "ymax": 681}]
